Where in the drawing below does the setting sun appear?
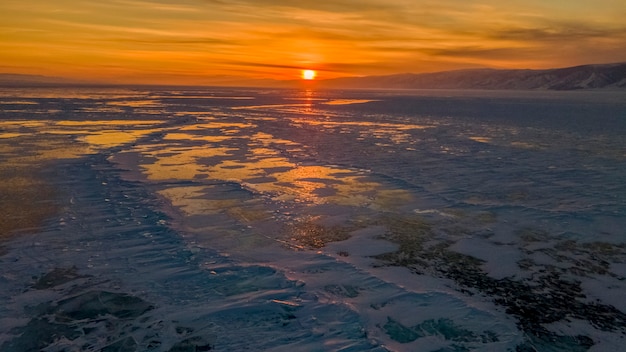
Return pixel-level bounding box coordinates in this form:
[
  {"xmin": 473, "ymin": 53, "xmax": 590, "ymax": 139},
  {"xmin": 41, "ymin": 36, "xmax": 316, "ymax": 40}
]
[{"xmin": 302, "ymin": 70, "xmax": 316, "ymax": 80}]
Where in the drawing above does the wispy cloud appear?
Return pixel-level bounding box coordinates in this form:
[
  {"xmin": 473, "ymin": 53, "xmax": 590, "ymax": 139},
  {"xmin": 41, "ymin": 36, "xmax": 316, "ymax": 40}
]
[
  {"xmin": 489, "ymin": 21, "xmax": 626, "ymax": 42},
  {"xmin": 110, "ymin": 0, "xmax": 201, "ymax": 12}
]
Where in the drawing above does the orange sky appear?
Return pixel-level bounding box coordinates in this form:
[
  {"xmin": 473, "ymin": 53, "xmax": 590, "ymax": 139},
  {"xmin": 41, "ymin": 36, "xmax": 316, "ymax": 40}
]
[{"xmin": 1, "ymin": 0, "xmax": 625, "ymax": 85}]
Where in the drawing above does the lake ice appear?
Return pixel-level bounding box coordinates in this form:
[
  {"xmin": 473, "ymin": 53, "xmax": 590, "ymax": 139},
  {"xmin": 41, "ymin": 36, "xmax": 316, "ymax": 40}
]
[{"xmin": 1, "ymin": 87, "xmax": 625, "ymax": 351}]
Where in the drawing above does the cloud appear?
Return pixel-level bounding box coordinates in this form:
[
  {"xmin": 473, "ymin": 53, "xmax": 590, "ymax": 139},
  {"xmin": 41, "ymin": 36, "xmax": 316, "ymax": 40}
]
[
  {"xmin": 418, "ymin": 46, "xmax": 529, "ymax": 59},
  {"xmin": 103, "ymin": 37, "xmax": 238, "ymax": 47},
  {"xmin": 489, "ymin": 21, "xmax": 626, "ymax": 42},
  {"xmin": 109, "ymin": 0, "xmax": 200, "ymax": 12},
  {"xmin": 203, "ymin": 0, "xmax": 397, "ymax": 14},
  {"xmin": 220, "ymin": 60, "xmax": 309, "ymax": 70}
]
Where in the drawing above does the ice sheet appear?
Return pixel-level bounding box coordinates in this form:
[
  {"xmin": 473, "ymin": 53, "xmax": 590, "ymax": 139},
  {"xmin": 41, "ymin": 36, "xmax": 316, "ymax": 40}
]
[{"xmin": 1, "ymin": 87, "xmax": 625, "ymax": 351}]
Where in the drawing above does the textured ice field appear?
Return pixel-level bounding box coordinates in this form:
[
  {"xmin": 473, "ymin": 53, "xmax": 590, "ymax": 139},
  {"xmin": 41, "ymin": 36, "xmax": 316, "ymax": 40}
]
[{"xmin": 0, "ymin": 87, "xmax": 625, "ymax": 351}]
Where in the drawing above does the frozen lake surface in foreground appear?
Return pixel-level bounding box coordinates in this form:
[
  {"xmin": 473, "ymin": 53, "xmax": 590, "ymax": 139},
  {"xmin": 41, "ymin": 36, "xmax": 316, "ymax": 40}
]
[{"xmin": 1, "ymin": 87, "xmax": 625, "ymax": 351}]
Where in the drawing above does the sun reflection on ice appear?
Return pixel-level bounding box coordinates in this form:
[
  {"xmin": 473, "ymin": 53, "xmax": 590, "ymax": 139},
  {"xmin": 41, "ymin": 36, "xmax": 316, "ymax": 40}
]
[{"xmin": 137, "ymin": 127, "xmax": 414, "ymax": 209}]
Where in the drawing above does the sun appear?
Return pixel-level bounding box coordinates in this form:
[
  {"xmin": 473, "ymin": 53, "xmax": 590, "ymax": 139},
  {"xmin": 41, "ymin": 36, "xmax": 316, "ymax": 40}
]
[{"xmin": 302, "ymin": 69, "xmax": 316, "ymax": 80}]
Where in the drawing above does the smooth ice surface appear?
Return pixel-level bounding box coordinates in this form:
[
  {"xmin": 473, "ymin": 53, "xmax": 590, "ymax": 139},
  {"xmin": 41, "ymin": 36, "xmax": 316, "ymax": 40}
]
[{"xmin": 1, "ymin": 87, "xmax": 625, "ymax": 351}]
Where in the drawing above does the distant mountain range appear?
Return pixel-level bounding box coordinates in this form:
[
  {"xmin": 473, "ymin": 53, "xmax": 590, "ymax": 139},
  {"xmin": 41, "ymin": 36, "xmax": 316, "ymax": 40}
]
[
  {"xmin": 2, "ymin": 62, "xmax": 625, "ymax": 90},
  {"xmin": 0, "ymin": 73, "xmax": 87, "ymax": 86},
  {"xmin": 317, "ymin": 62, "xmax": 626, "ymax": 90}
]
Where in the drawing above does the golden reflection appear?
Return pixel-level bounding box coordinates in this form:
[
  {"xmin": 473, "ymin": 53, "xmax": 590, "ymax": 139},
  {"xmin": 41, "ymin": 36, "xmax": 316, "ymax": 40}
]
[
  {"xmin": 0, "ymin": 120, "xmax": 166, "ymax": 151},
  {"xmin": 469, "ymin": 136, "xmax": 492, "ymax": 143},
  {"xmin": 231, "ymin": 104, "xmax": 311, "ymax": 110},
  {"xmin": 79, "ymin": 129, "xmax": 160, "ymax": 148},
  {"xmin": 0, "ymin": 101, "xmax": 39, "ymax": 105},
  {"xmin": 56, "ymin": 120, "xmax": 162, "ymax": 126},
  {"xmin": 304, "ymin": 89, "xmax": 314, "ymax": 113},
  {"xmin": 157, "ymin": 186, "xmax": 271, "ymax": 224},
  {"xmin": 78, "ymin": 107, "xmax": 126, "ymax": 113},
  {"xmin": 151, "ymin": 95, "xmax": 255, "ymax": 100},
  {"xmin": 323, "ymin": 99, "xmax": 379, "ymax": 105},
  {"xmin": 0, "ymin": 133, "xmax": 25, "ymax": 139},
  {"xmin": 4, "ymin": 138, "xmax": 91, "ymax": 165},
  {"xmin": 139, "ymin": 146, "xmax": 237, "ymax": 180},
  {"xmin": 107, "ymin": 100, "xmax": 161, "ymax": 107},
  {"xmin": 0, "ymin": 118, "xmax": 172, "ymax": 162},
  {"xmin": 179, "ymin": 122, "xmax": 256, "ymax": 130},
  {"xmin": 158, "ymin": 186, "xmax": 237, "ymax": 215},
  {"xmin": 249, "ymin": 147, "xmax": 278, "ymax": 156},
  {"xmin": 143, "ymin": 139, "xmax": 413, "ymax": 208},
  {"xmin": 0, "ymin": 120, "xmax": 49, "ymax": 128},
  {"xmin": 163, "ymin": 133, "xmax": 232, "ymax": 143}
]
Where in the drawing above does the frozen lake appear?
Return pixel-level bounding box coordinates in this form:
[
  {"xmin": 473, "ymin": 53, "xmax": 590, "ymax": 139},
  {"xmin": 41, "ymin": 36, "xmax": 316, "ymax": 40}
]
[{"xmin": 1, "ymin": 87, "xmax": 625, "ymax": 351}]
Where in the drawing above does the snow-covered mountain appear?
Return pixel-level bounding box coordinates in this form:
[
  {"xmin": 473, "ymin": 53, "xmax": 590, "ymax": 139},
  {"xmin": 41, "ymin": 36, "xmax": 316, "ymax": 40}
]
[{"xmin": 319, "ymin": 62, "xmax": 626, "ymax": 90}]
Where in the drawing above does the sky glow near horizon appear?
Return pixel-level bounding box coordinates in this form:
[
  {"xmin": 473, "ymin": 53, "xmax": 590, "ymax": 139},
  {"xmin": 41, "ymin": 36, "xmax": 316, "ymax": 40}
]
[{"xmin": 1, "ymin": 0, "xmax": 625, "ymax": 84}]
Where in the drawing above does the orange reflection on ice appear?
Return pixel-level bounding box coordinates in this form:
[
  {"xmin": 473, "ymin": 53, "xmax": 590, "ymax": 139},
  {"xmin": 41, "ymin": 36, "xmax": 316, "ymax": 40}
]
[
  {"xmin": 79, "ymin": 129, "xmax": 161, "ymax": 148},
  {"xmin": 179, "ymin": 122, "xmax": 256, "ymax": 131},
  {"xmin": 0, "ymin": 120, "xmax": 49, "ymax": 129},
  {"xmin": 0, "ymin": 101, "xmax": 39, "ymax": 105},
  {"xmin": 157, "ymin": 186, "xmax": 238, "ymax": 215},
  {"xmin": 231, "ymin": 104, "xmax": 311, "ymax": 110},
  {"xmin": 469, "ymin": 136, "xmax": 492, "ymax": 143},
  {"xmin": 137, "ymin": 129, "xmax": 413, "ymax": 210},
  {"xmin": 35, "ymin": 120, "xmax": 165, "ymax": 149},
  {"xmin": 138, "ymin": 145, "xmax": 237, "ymax": 181},
  {"xmin": 322, "ymin": 99, "xmax": 379, "ymax": 105},
  {"xmin": 107, "ymin": 100, "xmax": 161, "ymax": 107},
  {"xmin": 157, "ymin": 185, "xmax": 272, "ymax": 228},
  {"xmin": 78, "ymin": 106, "xmax": 126, "ymax": 113},
  {"xmin": 163, "ymin": 133, "xmax": 233, "ymax": 143},
  {"xmin": 209, "ymin": 160, "xmax": 413, "ymax": 208},
  {"xmin": 0, "ymin": 133, "xmax": 24, "ymax": 139},
  {"xmin": 0, "ymin": 131, "xmax": 90, "ymax": 166},
  {"xmin": 56, "ymin": 120, "xmax": 162, "ymax": 126},
  {"xmin": 0, "ymin": 120, "xmax": 90, "ymax": 160}
]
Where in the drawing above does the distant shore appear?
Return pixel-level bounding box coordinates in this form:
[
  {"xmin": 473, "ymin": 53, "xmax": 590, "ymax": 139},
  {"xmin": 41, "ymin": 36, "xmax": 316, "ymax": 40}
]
[{"xmin": 2, "ymin": 62, "xmax": 625, "ymax": 90}]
